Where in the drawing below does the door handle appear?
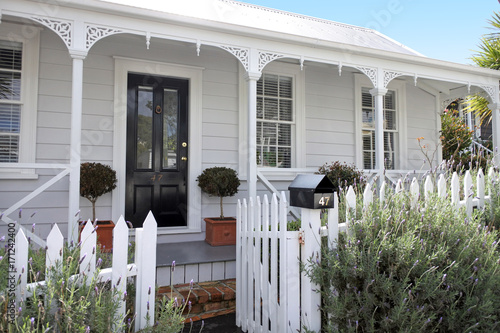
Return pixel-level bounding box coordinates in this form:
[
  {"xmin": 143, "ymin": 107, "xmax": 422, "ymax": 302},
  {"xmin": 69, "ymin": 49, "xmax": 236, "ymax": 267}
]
[{"xmin": 181, "ymin": 157, "xmax": 187, "ymax": 161}]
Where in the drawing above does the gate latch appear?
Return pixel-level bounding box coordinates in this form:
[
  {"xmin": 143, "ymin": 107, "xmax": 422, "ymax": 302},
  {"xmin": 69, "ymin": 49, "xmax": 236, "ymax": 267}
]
[{"xmin": 298, "ymin": 230, "xmax": 305, "ymax": 244}]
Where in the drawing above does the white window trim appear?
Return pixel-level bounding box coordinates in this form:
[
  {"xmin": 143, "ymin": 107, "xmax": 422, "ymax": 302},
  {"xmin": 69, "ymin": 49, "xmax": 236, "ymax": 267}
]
[
  {"xmin": 238, "ymin": 61, "xmax": 305, "ymax": 179},
  {"xmin": 113, "ymin": 57, "xmax": 204, "ymax": 235},
  {"xmin": 0, "ymin": 23, "xmax": 40, "ymax": 179},
  {"xmin": 354, "ymin": 74, "xmax": 407, "ymax": 170}
]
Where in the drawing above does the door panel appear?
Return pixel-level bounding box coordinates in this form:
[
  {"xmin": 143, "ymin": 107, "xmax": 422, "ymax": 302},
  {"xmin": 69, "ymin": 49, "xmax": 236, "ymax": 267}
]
[{"xmin": 126, "ymin": 73, "xmax": 189, "ymax": 227}]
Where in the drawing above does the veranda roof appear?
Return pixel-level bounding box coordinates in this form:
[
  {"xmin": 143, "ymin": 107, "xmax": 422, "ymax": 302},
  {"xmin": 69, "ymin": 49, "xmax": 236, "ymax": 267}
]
[{"xmin": 100, "ymin": 0, "xmax": 423, "ymax": 57}]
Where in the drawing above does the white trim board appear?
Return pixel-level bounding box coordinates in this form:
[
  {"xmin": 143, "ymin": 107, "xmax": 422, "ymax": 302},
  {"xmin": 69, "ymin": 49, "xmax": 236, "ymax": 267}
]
[{"xmin": 113, "ymin": 57, "xmax": 204, "ymax": 235}]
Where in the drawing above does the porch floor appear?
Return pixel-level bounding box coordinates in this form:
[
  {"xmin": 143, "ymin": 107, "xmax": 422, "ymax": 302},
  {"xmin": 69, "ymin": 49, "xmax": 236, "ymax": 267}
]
[
  {"xmin": 155, "ymin": 241, "xmax": 236, "ymax": 286},
  {"xmin": 156, "ymin": 240, "xmax": 236, "ymax": 267}
]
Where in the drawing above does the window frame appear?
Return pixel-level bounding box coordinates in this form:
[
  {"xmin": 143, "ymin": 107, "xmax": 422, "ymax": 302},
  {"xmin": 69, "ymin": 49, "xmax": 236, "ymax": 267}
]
[
  {"xmin": 354, "ymin": 74, "xmax": 407, "ymax": 171},
  {"xmin": 238, "ymin": 61, "xmax": 305, "ymax": 178},
  {"xmin": 0, "ymin": 22, "xmax": 40, "ymax": 179}
]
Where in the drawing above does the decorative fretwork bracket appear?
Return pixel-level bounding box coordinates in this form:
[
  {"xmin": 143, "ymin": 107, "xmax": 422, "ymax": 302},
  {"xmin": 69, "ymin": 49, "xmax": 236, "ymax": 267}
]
[
  {"xmin": 356, "ymin": 66, "xmax": 378, "ymax": 88},
  {"xmin": 480, "ymin": 84, "xmax": 498, "ymax": 104},
  {"xmin": 219, "ymin": 45, "xmax": 250, "ymax": 71},
  {"xmin": 383, "ymin": 71, "xmax": 403, "ymax": 88},
  {"xmin": 32, "ymin": 16, "xmax": 73, "ymax": 49},
  {"xmin": 86, "ymin": 24, "xmax": 123, "ymax": 51},
  {"xmin": 258, "ymin": 51, "xmax": 285, "ymax": 72}
]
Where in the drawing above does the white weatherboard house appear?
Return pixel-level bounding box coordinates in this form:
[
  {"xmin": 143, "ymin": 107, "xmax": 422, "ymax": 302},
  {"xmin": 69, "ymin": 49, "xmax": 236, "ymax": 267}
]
[{"xmin": 1, "ymin": 0, "xmax": 500, "ymax": 246}]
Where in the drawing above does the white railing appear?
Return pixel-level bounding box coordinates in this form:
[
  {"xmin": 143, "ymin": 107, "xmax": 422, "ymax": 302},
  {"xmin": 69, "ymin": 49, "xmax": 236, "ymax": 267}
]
[
  {"xmin": 0, "ymin": 163, "xmax": 72, "ymax": 247},
  {"xmin": 237, "ymin": 167, "xmax": 496, "ymax": 332},
  {"xmin": 13, "ymin": 212, "xmax": 157, "ymax": 331}
]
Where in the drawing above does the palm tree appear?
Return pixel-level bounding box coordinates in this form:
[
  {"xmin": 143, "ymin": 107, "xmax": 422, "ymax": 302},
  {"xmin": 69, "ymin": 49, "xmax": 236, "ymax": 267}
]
[{"xmin": 463, "ymin": 12, "xmax": 500, "ymax": 125}]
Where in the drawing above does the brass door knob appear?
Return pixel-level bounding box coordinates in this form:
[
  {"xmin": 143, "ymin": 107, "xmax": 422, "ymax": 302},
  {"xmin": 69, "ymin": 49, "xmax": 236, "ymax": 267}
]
[{"xmin": 181, "ymin": 157, "xmax": 187, "ymax": 161}]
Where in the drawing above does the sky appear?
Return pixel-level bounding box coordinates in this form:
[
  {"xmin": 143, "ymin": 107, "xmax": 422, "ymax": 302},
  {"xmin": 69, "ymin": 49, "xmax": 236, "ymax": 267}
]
[{"xmin": 239, "ymin": 0, "xmax": 500, "ymax": 65}]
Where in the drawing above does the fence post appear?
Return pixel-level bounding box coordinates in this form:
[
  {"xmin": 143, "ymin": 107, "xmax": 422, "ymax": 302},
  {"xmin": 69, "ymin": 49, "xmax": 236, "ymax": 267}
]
[
  {"xmin": 328, "ymin": 192, "xmax": 339, "ymax": 250},
  {"xmin": 46, "ymin": 224, "xmax": 64, "ymax": 269},
  {"xmin": 379, "ymin": 181, "xmax": 387, "ymax": 203},
  {"xmin": 79, "ymin": 220, "xmax": 96, "ymax": 277},
  {"xmin": 300, "ymin": 207, "xmax": 322, "ymax": 332},
  {"xmin": 261, "ymin": 195, "xmax": 270, "ymax": 332},
  {"xmin": 15, "ymin": 229, "xmax": 28, "ymax": 304},
  {"xmin": 363, "ymin": 183, "xmax": 373, "ymax": 210},
  {"xmin": 279, "ymin": 192, "xmax": 289, "ymax": 332},
  {"xmin": 240, "ymin": 199, "xmax": 249, "ymax": 332},
  {"xmin": 135, "ymin": 211, "xmax": 157, "ymax": 330},
  {"xmin": 477, "ymin": 169, "xmax": 485, "ymax": 209},
  {"xmin": 112, "ymin": 216, "xmax": 129, "ymax": 322},
  {"xmin": 424, "ymin": 175, "xmax": 433, "ymax": 201},
  {"xmin": 437, "ymin": 174, "xmax": 446, "ymax": 198},
  {"xmin": 451, "ymin": 172, "xmax": 460, "ymax": 208},
  {"xmin": 464, "ymin": 170, "xmax": 473, "ymax": 217},
  {"xmin": 236, "ymin": 199, "xmax": 242, "ymax": 328},
  {"xmin": 410, "ymin": 178, "xmax": 419, "ymax": 208},
  {"xmin": 345, "ymin": 186, "xmax": 356, "ymax": 221}
]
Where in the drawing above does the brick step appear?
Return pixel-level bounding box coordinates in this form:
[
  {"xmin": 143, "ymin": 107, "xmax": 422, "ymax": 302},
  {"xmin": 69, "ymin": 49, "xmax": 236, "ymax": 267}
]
[{"xmin": 157, "ymin": 278, "xmax": 236, "ymax": 322}]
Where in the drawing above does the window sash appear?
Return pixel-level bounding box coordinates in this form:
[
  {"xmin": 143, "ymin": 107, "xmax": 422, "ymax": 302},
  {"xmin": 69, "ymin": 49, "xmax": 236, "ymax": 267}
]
[
  {"xmin": 0, "ymin": 40, "xmax": 22, "ymax": 163},
  {"xmin": 361, "ymin": 88, "xmax": 398, "ymax": 169},
  {"xmin": 256, "ymin": 73, "xmax": 294, "ymax": 168}
]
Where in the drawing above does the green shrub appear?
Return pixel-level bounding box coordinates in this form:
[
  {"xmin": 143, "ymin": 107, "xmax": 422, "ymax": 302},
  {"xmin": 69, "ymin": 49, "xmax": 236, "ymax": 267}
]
[
  {"xmin": 317, "ymin": 161, "xmax": 365, "ymax": 192},
  {"xmin": 305, "ymin": 189, "xmax": 500, "ymax": 332}
]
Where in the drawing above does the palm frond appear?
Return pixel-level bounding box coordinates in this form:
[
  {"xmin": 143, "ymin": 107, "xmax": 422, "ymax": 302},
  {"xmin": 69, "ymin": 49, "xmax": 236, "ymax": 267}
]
[{"xmin": 462, "ymin": 94, "xmax": 492, "ymax": 125}]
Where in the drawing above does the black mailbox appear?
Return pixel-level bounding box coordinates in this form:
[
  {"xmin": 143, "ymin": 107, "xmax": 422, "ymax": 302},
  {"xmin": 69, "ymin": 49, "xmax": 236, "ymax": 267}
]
[{"xmin": 288, "ymin": 174, "xmax": 335, "ymax": 209}]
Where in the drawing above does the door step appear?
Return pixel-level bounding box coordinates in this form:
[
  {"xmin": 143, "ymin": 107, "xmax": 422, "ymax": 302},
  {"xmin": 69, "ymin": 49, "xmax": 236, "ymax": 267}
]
[{"xmin": 157, "ymin": 278, "xmax": 236, "ymax": 322}]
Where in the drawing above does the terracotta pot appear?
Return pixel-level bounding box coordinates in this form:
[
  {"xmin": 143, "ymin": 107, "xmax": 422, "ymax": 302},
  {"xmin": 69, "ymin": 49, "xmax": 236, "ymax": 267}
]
[
  {"xmin": 79, "ymin": 220, "xmax": 115, "ymax": 252},
  {"xmin": 204, "ymin": 217, "xmax": 236, "ymax": 246}
]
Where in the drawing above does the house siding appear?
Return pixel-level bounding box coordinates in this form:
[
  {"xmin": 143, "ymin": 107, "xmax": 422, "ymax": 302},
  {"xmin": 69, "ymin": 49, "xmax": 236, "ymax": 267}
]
[
  {"xmin": 305, "ymin": 65, "xmax": 356, "ymax": 168},
  {"xmin": 405, "ymin": 84, "xmax": 439, "ymax": 170},
  {"xmin": 0, "ymin": 25, "xmax": 442, "ymax": 241}
]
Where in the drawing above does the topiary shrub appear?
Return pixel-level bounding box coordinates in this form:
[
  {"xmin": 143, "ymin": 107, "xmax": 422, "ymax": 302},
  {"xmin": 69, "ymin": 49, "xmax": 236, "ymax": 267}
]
[
  {"xmin": 305, "ymin": 190, "xmax": 500, "ymax": 332},
  {"xmin": 80, "ymin": 162, "xmax": 117, "ymax": 222},
  {"xmin": 317, "ymin": 161, "xmax": 365, "ymax": 192},
  {"xmin": 197, "ymin": 167, "xmax": 240, "ymax": 219}
]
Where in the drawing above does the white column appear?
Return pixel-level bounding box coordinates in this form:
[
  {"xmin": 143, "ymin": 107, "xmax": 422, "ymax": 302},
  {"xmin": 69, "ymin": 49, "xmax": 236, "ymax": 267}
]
[
  {"xmin": 68, "ymin": 53, "xmax": 86, "ymax": 244},
  {"xmin": 370, "ymin": 88, "xmax": 388, "ymax": 178},
  {"xmin": 245, "ymin": 71, "xmax": 261, "ymax": 200},
  {"xmin": 489, "ymin": 103, "xmax": 500, "ymax": 165}
]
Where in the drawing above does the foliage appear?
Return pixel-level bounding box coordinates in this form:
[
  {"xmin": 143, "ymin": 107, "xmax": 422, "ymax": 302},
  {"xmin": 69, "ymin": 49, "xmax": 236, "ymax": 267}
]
[
  {"xmin": 197, "ymin": 167, "xmax": 240, "ymax": 219},
  {"xmin": 439, "ymin": 110, "xmax": 489, "ymax": 171},
  {"xmin": 464, "ymin": 11, "xmax": 500, "ymax": 124},
  {"xmin": 317, "ymin": 161, "xmax": 365, "ymax": 193},
  {"xmin": 462, "ymin": 93, "xmax": 491, "ymax": 126},
  {"xmin": 80, "ymin": 162, "xmax": 118, "ymax": 221},
  {"xmin": 0, "ymin": 243, "xmax": 126, "ymax": 332},
  {"xmin": 305, "ymin": 186, "xmax": 500, "ymax": 332}
]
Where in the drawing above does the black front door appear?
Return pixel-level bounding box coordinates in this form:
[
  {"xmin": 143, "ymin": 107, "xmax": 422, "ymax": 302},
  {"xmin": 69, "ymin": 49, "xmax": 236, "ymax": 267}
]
[{"xmin": 125, "ymin": 73, "xmax": 189, "ymax": 227}]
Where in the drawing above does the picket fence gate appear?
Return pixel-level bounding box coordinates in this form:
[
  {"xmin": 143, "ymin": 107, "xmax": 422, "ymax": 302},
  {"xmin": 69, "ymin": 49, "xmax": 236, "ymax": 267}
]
[
  {"xmin": 236, "ymin": 168, "xmax": 496, "ymax": 333},
  {"xmin": 13, "ymin": 212, "xmax": 157, "ymax": 331}
]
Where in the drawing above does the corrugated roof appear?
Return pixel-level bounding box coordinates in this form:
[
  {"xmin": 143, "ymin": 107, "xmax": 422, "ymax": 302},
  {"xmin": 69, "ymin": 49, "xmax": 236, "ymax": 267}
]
[{"xmin": 100, "ymin": 0, "xmax": 423, "ymax": 57}]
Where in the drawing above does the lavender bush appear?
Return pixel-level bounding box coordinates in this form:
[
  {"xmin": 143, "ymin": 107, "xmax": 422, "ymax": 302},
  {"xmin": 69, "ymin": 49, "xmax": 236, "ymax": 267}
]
[{"xmin": 305, "ymin": 187, "xmax": 500, "ymax": 332}]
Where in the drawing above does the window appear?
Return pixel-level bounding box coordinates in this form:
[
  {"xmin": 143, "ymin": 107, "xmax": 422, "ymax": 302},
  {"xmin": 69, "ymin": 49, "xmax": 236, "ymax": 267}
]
[
  {"xmin": 361, "ymin": 87, "xmax": 398, "ymax": 169},
  {"xmin": 0, "ymin": 23, "xmax": 40, "ymax": 178},
  {"xmin": 256, "ymin": 73, "xmax": 293, "ymax": 168},
  {"xmin": 0, "ymin": 40, "xmax": 22, "ymax": 162}
]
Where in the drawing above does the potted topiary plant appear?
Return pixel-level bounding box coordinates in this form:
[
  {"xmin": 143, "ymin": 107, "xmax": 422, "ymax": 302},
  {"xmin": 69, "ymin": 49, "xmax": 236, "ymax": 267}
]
[
  {"xmin": 79, "ymin": 162, "xmax": 118, "ymax": 251},
  {"xmin": 197, "ymin": 166, "xmax": 240, "ymax": 246}
]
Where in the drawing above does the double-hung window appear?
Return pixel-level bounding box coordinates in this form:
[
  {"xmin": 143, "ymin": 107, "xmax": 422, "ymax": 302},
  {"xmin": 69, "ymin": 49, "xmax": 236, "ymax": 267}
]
[
  {"xmin": 0, "ymin": 40, "xmax": 22, "ymax": 162},
  {"xmin": 361, "ymin": 87, "xmax": 398, "ymax": 169},
  {"xmin": 256, "ymin": 73, "xmax": 293, "ymax": 168},
  {"xmin": 0, "ymin": 23, "xmax": 39, "ymax": 177}
]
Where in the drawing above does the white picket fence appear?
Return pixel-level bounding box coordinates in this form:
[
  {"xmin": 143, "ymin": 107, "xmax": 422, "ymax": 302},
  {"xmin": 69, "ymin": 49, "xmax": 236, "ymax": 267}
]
[
  {"xmin": 236, "ymin": 168, "xmax": 496, "ymax": 332},
  {"xmin": 346, "ymin": 168, "xmax": 495, "ymax": 218},
  {"xmin": 14, "ymin": 212, "xmax": 158, "ymax": 331}
]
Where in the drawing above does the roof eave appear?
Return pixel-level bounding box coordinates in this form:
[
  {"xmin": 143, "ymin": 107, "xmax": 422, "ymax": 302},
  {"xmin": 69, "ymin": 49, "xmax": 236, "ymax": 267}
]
[{"xmin": 42, "ymin": 0, "xmax": 500, "ymax": 80}]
